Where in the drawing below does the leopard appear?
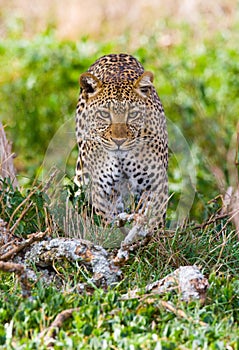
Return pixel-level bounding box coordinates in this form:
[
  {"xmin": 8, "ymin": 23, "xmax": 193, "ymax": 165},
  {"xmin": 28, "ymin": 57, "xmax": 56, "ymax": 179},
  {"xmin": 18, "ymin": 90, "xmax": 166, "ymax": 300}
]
[{"xmin": 75, "ymin": 53, "xmax": 168, "ymax": 232}]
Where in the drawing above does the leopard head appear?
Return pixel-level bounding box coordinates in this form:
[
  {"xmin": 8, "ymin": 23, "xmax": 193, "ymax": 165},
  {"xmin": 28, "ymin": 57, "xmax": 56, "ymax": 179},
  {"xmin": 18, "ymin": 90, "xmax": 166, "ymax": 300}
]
[{"xmin": 78, "ymin": 71, "xmax": 155, "ymax": 152}]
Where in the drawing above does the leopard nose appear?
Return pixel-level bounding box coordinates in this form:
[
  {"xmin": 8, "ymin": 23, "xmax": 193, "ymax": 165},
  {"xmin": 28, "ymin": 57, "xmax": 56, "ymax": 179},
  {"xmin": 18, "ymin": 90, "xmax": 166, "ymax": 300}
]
[{"xmin": 111, "ymin": 138, "xmax": 127, "ymax": 146}]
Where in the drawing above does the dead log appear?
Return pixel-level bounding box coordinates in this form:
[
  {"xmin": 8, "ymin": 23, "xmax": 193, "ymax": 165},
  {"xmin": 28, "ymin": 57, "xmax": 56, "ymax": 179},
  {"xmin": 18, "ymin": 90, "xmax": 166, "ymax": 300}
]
[
  {"xmin": 24, "ymin": 237, "xmax": 122, "ymax": 288},
  {"xmin": 121, "ymin": 265, "xmax": 209, "ymax": 303}
]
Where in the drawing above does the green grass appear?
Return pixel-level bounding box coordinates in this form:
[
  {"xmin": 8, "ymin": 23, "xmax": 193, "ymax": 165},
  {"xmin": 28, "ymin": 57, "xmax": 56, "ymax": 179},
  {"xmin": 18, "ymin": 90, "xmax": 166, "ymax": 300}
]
[
  {"xmin": 0, "ymin": 181, "xmax": 239, "ymax": 349},
  {"xmin": 0, "ymin": 263, "xmax": 239, "ymax": 349},
  {"xmin": 0, "ymin": 20, "xmax": 239, "ymax": 350}
]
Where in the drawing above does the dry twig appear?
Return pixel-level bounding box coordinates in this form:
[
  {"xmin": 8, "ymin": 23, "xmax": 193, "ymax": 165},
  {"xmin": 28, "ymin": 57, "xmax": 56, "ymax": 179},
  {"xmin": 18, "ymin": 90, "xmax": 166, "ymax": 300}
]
[
  {"xmin": 160, "ymin": 300, "xmax": 207, "ymax": 327},
  {"xmin": 40, "ymin": 307, "xmax": 80, "ymax": 347},
  {"xmin": 138, "ymin": 296, "xmax": 207, "ymax": 326},
  {"xmin": 0, "ymin": 122, "xmax": 18, "ymax": 188},
  {"xmin": 0, "ymin": 230, "xmax": 49, "ymax": 261},
  {"xmin": 193, "ymin": 212, "xmax": 229, "ymax": 230},
  {"xmin": 7, "ymin": 187, "xmax": 39, "ymax": 232}
]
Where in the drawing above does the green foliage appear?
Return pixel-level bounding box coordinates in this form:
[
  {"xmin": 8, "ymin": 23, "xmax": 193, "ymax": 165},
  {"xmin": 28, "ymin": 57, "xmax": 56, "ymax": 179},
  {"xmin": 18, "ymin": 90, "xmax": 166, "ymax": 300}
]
[
  {"xmin": 0, "ymin": 271, "xmax": 239, "ymax": 349},
  {"xmin": 140, "ymin": 38, "xmax": 239, "ymax": 219},
  {"xmin": 0, "ymin": 178, "xmax": 49, "ymax": 236}
]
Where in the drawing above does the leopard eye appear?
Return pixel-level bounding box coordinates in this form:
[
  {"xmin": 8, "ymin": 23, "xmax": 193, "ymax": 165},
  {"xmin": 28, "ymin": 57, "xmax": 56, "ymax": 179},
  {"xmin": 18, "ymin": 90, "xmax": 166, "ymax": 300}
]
[
  {"xmin": 128, "ymin": 111, "xmax": 140, "ymax": 120},
  {"xmin": 140, "ymin": 87, "xmax": 150, "ymax": 95},
  {"xmin": 97, "ymin": 110, "xmax": 111, "ymax": 119}
]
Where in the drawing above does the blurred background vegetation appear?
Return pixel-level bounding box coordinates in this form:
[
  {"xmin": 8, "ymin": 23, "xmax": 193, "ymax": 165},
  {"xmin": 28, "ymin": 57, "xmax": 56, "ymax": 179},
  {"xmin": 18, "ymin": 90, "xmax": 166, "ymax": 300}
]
[{"xmin": 0, "ymin": 0, "xmax": 238, "ymax": 222}]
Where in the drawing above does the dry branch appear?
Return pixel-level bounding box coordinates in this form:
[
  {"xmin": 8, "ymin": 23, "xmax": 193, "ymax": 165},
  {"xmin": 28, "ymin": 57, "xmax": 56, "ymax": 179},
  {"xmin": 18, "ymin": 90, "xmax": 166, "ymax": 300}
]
[
  {"xmin": 220, "ymin": 188, "xmax": 239, "ymax": 238},
  {"xmin": 40, "ymin": 307, "xmax": 80, "ymax": 347},
  {"xmin": 160, "ymin": 300, "xmax": 207, "ymax": 327},
  {"xmin": 0, "ymin": 218, "xmax": 12, "ymax": 245},
  {"xmin": 0, "ymin": 230, "xmax": 49, "ymax": 261},
  {"xmin": 114, "ymin": 212, "xmax": 151, "ymax": 263},
  {"xmin": 122, "ymin": 265, "xmax": 209, "ymax": 303},
  {"xmin": 7, "ymin": 186, "xmax": 39, "ymax": 232},
  {"xmin": 0, "ymin": 122, "xmax": 18, "ymax": 188}
]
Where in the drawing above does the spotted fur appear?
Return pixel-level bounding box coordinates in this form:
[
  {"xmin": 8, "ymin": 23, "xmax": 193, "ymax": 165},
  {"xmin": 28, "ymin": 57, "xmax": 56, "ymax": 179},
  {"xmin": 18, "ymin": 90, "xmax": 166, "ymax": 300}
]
[{"xmin": 75, "ymin": 53, "xmax": 168, "ymax": 229}]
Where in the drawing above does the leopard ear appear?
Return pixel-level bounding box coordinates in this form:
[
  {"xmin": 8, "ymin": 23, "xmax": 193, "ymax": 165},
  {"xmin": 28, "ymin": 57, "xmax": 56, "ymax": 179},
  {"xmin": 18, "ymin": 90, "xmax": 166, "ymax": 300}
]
[
  {"xmin": 79, "ymin": 73, "xmax": 102, "ymax": 98},
  {"xmin": 134, "ymin": 71, "xmax": 154, "ymax": 97}
]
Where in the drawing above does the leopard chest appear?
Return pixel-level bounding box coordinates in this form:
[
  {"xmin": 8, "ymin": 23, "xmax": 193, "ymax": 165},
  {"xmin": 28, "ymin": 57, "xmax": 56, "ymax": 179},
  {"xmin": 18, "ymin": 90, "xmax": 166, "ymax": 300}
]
[{"xmin": 92, "ymin": 150, "xmax": 151, "ymax": 205}]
